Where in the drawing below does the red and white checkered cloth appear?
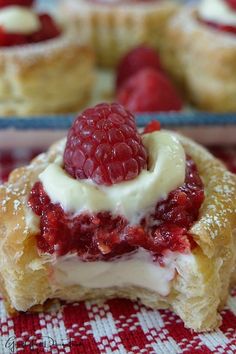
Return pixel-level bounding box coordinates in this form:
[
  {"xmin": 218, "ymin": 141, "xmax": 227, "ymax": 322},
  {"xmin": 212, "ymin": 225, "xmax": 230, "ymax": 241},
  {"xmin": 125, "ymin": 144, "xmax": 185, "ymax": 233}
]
[{"xmin": 0, "ymin": 146, "xmax": 236, "ymax": 354}]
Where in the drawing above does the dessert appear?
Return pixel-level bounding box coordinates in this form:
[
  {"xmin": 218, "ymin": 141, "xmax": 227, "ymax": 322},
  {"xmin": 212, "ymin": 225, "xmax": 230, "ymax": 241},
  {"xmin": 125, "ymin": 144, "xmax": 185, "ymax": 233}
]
[
  {"xmin": 60, "ymin": 0, "xmax": 179, "ymax": 67},
  {"xmin": 0, "ymin": 4, "xmax": 94, "ymax": 115},
  {"xmin": 0, "ymin": 103, "xmax": 236, "ymax": 332},
  {"xmin": 162, "ymin": 0, "xmax": 236, "ymax": 112}
]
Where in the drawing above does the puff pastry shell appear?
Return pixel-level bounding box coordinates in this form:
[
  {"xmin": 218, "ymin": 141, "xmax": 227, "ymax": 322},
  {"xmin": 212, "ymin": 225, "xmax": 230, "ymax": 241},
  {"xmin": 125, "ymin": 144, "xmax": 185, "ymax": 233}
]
[
  {"xmin": 162, "ymin": 6, "xmax": 236, "ymax": 112},
  {"xmin": 0, "ymin": 27, "xmax": 95, "ymax": 115},
  {"xmin": 0, "ymin": 131, "xmax": 235, "ymax": 332},
  {"xmin": 60, "ymin": 0, "xmax": 179, "ymax": 67}
]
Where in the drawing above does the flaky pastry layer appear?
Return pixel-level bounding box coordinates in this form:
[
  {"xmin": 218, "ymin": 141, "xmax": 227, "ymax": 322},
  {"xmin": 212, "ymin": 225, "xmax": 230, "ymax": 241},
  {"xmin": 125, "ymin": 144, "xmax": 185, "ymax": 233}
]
[
  {"xmin": 60, "ymin": 0, "xmax": 179, "ymax": 67},
  {"xmin": 161, "ymin": 6, "xmax": 236, "ymax": 112},
  {"xmin": 0, "ymin": 27, "xmax": 95, "ymax": 116},
  {"xmin": 0, "ymin": 132, "xmax": 235, "ymax": 332}
]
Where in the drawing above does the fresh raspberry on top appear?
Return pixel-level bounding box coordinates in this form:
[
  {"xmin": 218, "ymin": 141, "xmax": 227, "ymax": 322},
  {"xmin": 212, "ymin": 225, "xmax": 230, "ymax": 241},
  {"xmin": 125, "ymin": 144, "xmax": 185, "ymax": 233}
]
[
  {"xmin": 63, "ymin": 103, "xmax": 148, "ymax": 186},
  {"xmin": 117, "ymin": 68, "xmax": 183, "ymax": 113},
  {"xmin": 0, "ymin": 0, "xmax": 34, "ymax": 7},
  {"xmin": 225, "ymin": 0, "xmax": 236, "ymax": 10},
  {"xmin": 116, "ymin": 45, "xmax": 162, "ymax": 90}
]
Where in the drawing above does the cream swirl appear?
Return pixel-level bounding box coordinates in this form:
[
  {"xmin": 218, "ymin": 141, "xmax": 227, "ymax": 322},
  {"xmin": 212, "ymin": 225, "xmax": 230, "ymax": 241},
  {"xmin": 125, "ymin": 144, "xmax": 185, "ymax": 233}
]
[
  {"xmin": 40, "ymin": 131, "xmax": 186, "ymax": 223},
  {"xmin": 0, "ymin": 6, "xmax": 41, "ymax": 34},
  {"xmin": 199, "ymin": 0, "xmax": 236, "ymax": 26}
]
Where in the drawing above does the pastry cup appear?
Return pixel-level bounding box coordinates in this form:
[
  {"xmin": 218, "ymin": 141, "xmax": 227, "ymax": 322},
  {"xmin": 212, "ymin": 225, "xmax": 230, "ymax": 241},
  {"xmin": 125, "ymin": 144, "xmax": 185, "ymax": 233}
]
[
  {"xmin": 0, "ymin": 131, "xmax": 235, "ymax": 332},
  {"xmin": 60, "ymin": 0, "xmax": 179, "ymax": 67},
  {"xmin": 162, "ymin": 6, "xmax": 236, "ymax": 112},
  {"xmin": 0, "ymin": 27, "xmax": 95, "ymax": 115}
]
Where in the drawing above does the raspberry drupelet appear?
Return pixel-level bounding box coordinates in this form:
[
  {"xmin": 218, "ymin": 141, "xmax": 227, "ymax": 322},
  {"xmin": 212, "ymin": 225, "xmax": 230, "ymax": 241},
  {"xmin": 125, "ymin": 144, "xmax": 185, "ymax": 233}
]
[{"xmin": 29, "ymin": 103, "xmax": 204, "ymax": 260}]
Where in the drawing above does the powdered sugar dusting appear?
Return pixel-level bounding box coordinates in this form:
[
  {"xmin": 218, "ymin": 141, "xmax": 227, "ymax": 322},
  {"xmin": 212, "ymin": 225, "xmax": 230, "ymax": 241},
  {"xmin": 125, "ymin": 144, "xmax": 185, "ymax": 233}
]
[{"xmin": 193, "ymin": 168, "xmax": 236, "ymax": 240}]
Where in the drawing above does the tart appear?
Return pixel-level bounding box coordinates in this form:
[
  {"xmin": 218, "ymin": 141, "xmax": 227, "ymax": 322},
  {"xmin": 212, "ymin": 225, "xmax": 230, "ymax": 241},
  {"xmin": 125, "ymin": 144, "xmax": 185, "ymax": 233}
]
[
  {"xmin": 0, "ymin": 4, "xmax": 94, "ymax": 115},
  {"xmin": 0, "ymin": 103, "xmax": 236, "ymax": 332},
  {"xmin": 162, "ymin": 0, "xmax": 236, "ymax": 112},
  {"xmin": 60, "ymin": 0, "xmax": 179, "ymax": 67}
]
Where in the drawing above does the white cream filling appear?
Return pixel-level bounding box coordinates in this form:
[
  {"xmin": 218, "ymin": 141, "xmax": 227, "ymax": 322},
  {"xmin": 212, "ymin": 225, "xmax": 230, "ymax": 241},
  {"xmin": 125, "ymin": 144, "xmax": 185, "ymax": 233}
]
[
  {"xmin": 199, "ymin": 0, "xmax": 236, "ymax": 26},
  {"xmin": 52, "ymin": 249, "xmax": 195, "ymax": 296},
  {"xmin": 39, "ymin": 131, "xmax": 186, "ymax": 224},
  {"xmin": 0, "ymin": 6, "xmax": 41, "ymax": 34}
]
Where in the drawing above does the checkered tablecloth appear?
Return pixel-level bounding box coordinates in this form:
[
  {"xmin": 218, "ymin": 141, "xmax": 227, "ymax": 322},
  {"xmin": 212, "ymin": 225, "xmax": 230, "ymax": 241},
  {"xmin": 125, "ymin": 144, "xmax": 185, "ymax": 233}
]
[{"xmin": 0, "ymin": 146, "xmax": 236, "ymax": 354}]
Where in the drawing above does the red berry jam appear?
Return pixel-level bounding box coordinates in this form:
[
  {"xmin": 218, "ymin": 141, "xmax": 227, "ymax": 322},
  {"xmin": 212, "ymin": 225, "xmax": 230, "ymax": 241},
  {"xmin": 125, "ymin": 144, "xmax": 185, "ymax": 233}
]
[
  {"xmin": 143, "ymin": 120, "xmax": 161, "ymax": 134},
  {"xmin": 0, "ymin": 0, "xmax": 34, "ymax": 7},
  {"xmin": 199, "ymin": 18, "xmax": 236, "ymax": 35},
  {"xmin": 28, "ymin": 157, "xmax": 204, "ymax": 261},
  {"xmin": 0, "ymin": 13, "xmax": 61, "ymax": 47}
]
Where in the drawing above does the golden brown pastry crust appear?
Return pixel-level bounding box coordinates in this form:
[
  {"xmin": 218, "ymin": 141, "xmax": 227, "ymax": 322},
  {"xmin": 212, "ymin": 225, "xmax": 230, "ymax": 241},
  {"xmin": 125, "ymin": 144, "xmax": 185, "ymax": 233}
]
[
  {"xmin": 162, "ymin": 6, "xmax": 236, "ymax": 112},
  {"xmin": 0, "ymin": 27, "xmax": 95, "ymax": 116},
  {"xmin": 60, "ymin": 0, "xmax": 179, "ymax": 67},
  {"xmin": 0, "ymin": 132, "xmax": 235, "ymax": 331}
]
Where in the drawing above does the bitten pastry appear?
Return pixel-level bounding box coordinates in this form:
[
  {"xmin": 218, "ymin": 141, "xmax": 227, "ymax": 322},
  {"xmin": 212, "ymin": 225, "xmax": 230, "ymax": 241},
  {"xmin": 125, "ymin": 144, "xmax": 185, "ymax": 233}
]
[
  {"xmin": 162, "ymin": 0, "xmax": 236, "ymax": 112},
  {"xmin": 0, "ymin": 103, "xmax": 236, "ymax": 332},
  {"xmin": 60, "ymin": 0, "xmax": 179, "ymax": 67},
  {"xmin": 0, "ymin": 3, "xmax": 94, "ymax": 115}
]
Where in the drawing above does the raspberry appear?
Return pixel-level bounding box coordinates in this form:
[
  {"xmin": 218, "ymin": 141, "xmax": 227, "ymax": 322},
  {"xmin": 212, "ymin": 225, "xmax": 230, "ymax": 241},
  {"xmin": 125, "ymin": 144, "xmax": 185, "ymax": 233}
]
[
  {"xmin": 63, "ymin": 103, "xmax": 148, "ymax": 186},
  {"xmin": 117, "ymin": 68, "xmax": 183, "ymax": 113},
  {"xmin": 116, "ymin": 45, "xmax": 162, "ymax": 90},
  {"xmin": 225, "ymin": 0, "xmax": 236, "ymax": 10},
  {"xmin": 0, "ymin": 0, "xmax": 34, "ymax": 7}
]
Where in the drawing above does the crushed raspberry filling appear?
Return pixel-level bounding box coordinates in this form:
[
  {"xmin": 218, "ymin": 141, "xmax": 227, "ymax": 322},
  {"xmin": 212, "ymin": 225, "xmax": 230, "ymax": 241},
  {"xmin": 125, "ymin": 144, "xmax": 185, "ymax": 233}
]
[
  {"xmin": 117, "ymin": 68, "xmax": 183, "ymax": 113},
  {"xmin": 28, "ymin": 157, "xmax": 204, "ymax": 261},
  {"xmin": 0, "ymin": 13, "xmax": 61, "ymax": 47},
  {"xmin": 199, "ymin": 18, "xmax": 236, "ymax": 35},
  {"xmin": 0, "ymin": 0, "xmax": 34, "ymax": 7}
]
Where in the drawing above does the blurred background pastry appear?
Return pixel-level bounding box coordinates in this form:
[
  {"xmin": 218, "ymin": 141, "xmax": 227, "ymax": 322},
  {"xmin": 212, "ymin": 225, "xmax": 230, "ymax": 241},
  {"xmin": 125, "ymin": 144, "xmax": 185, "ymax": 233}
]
[
  {"xmin": 162, "ymin": 0, "xmax": 236, "ymax": 112},
  {"xmin": 0, "ymin": 0, "xmax": 95, "ymax": 115},
  {"xmin": 60, "ymin": 0, "xmax": 179, "ymax": 68}
]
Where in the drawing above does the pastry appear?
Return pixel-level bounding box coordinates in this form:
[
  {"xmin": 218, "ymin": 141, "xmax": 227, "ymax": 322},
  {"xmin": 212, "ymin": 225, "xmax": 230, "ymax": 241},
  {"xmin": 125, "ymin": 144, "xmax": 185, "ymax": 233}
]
[
  {"xmin": 60, "ymin": 0, "xmax": 179, "ymax": 67},
  {"xmin": 0, "ymin": 4, "xmax": 94, "ymax": 115},
  {"xmin": 162, "ymin": 0, "xmax": 236, "ymax": 112},
  {"xmin": 0, "ymin": 103, "xmax": 236, "ymax": 332}
]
